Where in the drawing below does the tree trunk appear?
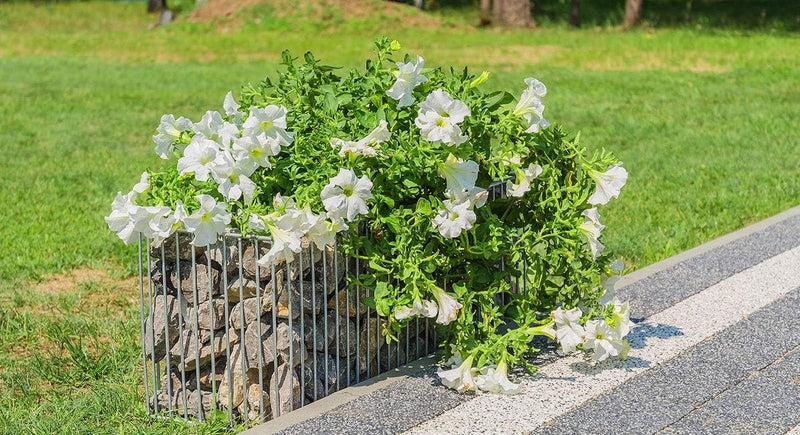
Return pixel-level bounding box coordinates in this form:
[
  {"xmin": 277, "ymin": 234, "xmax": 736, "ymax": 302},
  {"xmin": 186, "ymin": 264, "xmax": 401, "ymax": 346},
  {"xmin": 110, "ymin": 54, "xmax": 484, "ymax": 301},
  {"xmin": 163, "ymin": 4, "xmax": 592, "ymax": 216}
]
[
  {"xmin": 148, "ymin": 0, "xmax": 167, "ymax": 13},
  {"xmin": 493, "ymin": 0, "xmax": 533, "ymax": 27},
  {"xmin": 479, "ymin": 0, "xmax": 493, "ymax": 26},
  {"xmin": 569, "ymin": 0, "xmax": 581, "ymax": 27},
  {"xmin": 624, "ymin": 0, "xmax": 642, "ymax": 27}
]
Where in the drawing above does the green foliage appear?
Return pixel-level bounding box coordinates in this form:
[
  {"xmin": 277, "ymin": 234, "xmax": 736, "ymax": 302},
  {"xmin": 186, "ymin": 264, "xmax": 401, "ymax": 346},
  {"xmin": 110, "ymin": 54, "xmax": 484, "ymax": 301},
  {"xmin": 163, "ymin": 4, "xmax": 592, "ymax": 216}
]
[{"xmin": 140, "ymin": 38, "xmax": 622, "ymax": 368}]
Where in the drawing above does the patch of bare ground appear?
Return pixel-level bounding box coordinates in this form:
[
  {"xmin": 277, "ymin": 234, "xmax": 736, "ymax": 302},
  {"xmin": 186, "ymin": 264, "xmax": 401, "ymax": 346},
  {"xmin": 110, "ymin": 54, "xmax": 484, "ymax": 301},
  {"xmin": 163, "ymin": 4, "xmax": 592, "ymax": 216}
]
[
  {"xmin": 187, "ymin": 0, "xmax": 444, "ymax": 28},
  {"xmin": 32, "ymin": 267, "xmax": 139, "ymax": 317}
]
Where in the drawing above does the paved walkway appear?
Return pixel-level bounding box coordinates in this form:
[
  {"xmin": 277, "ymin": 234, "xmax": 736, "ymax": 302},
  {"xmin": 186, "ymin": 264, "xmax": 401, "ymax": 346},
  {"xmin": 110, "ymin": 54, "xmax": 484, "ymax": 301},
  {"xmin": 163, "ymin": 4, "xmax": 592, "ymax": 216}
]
[{"xmin": 248, "ymin": 206, "xmax": 800, "ymax": 435}]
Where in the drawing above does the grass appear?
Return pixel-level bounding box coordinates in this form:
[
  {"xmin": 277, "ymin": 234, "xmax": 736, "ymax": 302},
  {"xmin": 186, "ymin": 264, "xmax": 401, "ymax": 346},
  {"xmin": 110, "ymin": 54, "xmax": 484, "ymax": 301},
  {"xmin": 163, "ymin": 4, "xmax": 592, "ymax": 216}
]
[{"xmin": 0, "ymin": 1, "xmax": 798, "ymax": 433}]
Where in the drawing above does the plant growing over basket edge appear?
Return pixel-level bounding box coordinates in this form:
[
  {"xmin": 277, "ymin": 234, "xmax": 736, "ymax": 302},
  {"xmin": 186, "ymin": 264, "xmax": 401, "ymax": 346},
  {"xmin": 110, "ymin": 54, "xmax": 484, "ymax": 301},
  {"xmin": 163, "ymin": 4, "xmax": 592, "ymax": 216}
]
[{"xmin": 106, "ymin": 38, "xmax": 633, "ymax": 395}]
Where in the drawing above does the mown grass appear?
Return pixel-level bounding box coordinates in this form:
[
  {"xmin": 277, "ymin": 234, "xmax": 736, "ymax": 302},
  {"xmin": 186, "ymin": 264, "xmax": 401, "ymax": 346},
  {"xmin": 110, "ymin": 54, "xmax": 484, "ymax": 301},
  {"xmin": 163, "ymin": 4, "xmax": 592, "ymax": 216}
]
[{"xmin": 0, "ymin": 1, "xmax": 798, "ymax": 433}]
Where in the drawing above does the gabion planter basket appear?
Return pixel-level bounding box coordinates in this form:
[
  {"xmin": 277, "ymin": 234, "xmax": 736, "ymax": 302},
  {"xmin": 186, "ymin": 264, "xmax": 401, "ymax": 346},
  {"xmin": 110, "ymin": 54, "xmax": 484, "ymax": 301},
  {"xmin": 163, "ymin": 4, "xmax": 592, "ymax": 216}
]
[{"xmin": 137, "ymin": 231, "xmax": 437, "ymax": 423}]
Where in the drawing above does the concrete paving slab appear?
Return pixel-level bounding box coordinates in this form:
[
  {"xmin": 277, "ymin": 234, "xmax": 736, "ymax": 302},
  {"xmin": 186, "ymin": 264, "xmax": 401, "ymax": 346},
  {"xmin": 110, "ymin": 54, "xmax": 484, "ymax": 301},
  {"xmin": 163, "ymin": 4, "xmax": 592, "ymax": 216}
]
[
  {"xmin": 661, "ymin": 345, "xmax": 800, "ymax": 435},
  {"xmin": 531, "ymin": 288, "xmax": 800, "ymax": 434}
]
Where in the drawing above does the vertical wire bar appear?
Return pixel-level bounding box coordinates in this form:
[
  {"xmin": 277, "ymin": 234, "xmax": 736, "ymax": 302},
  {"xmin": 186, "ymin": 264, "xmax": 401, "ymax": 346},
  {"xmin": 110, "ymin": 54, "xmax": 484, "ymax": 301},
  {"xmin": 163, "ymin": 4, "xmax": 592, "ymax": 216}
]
[
  {"xmin": 190, "ymin": 244, "xmax": 202, "ymax": 420},
  {"xmin": 271, "ymin": 258, "xmax": 280, "ymax": 417},
  {"xmin": 345, "ymin": 254, "xmax": 350, "ymax": 387},
  {"xmin": 206, "ymin": 253, "xmax": 217, "ymax": 413},
  {"xmin": 146, "ymin": 240, "xmax": 158, "ymax": 414},
  {"xmin": 286, "ymin": 260, "xmax": 294, "ymax": 411},
  {"xmin": 355, "ymin": 252, "xmax": 361, "ymax": 383},
  {"xmin": 299, "ymin": 246, "xmax": 305, "ymax": 407},
  {"xmin": 221, "ymin": 236, "xmax": 233, "ymax": 421},
  {"xmin": 137, "ymin": 236, "xmax": 150, "ymax": 414},
  {"xmin": 254, "ymin": 239, "xmax": 265, "ymax": 423},
  {"xmin": 322, "ymin": 248, "xmax": 329, "ymax": 396},
  {"xmin": 310, "ymin": 247, "xmax": 318, "ymax": 402},
  {"xmin": 415, "ymin": 317, "xmax": 420, "ymax": 361},
  {"xmin": 175, "ymin": 235, "xmax": 189, "ymax": 419},
  {"xmin": 238, "ymin": 238, "xmax": 248, "ymax": 421},
  {"xmin": 404, "ymin": 310, "xmax": 409, "ymax": 365},
  {"xmin": 394, "ymin": 284, "xmax": 398, "ymax": 370},
  {"xmin": 365, "ymin": 274, "xmax": 370, "ymax": 379},
  {"xmin": 160, "ymin": 244, "xmax": 173, "ymax": 414},
  {"xmin": 333, "ymin": 242, "xmax": 340, "ymax": 391}
]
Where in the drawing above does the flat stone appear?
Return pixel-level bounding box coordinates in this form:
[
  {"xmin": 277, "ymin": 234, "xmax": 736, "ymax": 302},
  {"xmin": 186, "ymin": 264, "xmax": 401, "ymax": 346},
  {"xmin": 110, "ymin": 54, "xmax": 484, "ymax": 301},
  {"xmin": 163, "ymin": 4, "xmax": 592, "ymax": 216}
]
[
  {"xmin": 225, "ymin": 275, "xmax": 260, "ymax": 303},
  {"xmin": 270, "ymin": 363, "xmax": 301, "ymax": 417},
  {"xmin": 170, "ymin": 262, "xmax": 221, "ymax": 305},
  {"xmin": 189, "ymin": 299, "xmax": 226, "ymax": 331},
  {"xmin": 206, "ymin": 242, "xmax": 239, "ymax": 273},
  {"xmin": 303, "ymin": 311, "xmax": 338, "ymax": 354},
  {"xmin": 243, "ymin": 321, "xmax": 305, "ymax": 370},
  {"xmin": 328, "ymin": 286, "xmax": 369, "ymax": 318},
  {"xmin": 240, "ymin": 383, "xmax": 271, "ymax": 422},
  {"xmin": 169, "ymin": 328, "xmax": 240, "ymax": 370},
  {"xmin": 358, "ymin": 316, "xmax": 382, "ymax": 373},
  {"xmin": 328, "ymin": 315, "xmax": 358, "ymax": 358},
  {"xmin": 276, "ymin": 276, "xmax": 326, "ymax": 319},
  {"xmin": 218, "ymin": 343, "xmax": 261, "ymax": 408},
  {"xmin": 149, "ymin": 233, "xmax": 202, "ymax": 263},
  {"xmin": 229, "ymin": 294, "xmax": 273, "ymax": 328},
  {"xmin": 145, "ymin": 293, "xmax": 186, "ymax": 362}
]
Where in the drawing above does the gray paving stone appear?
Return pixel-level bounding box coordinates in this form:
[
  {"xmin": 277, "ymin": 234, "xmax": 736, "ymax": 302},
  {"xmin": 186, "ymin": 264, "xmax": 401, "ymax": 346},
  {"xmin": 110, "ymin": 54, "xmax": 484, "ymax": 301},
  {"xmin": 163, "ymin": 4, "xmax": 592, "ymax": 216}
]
[
  {"xmin": 531, "ymin": 287, "xmax": 800, "ymax": 435},
  {"xmin": 618, "ymin": 214, "xmax": 800, "ymax": 319},
  {"xmin": 276, "ymin": 367, "xmax": 471, "ymax": 435},
  {"xmin": 662, "ymin": 345, "xmax": 800, "ymax": 435}
]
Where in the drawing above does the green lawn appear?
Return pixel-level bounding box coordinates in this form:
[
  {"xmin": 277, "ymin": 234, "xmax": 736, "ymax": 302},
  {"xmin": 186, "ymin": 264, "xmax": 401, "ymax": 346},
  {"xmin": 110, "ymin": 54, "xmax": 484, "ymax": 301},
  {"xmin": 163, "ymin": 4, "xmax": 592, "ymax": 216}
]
[{"xmin": 0, "ymin": 1, "xmax": 798, "ymax": 433}]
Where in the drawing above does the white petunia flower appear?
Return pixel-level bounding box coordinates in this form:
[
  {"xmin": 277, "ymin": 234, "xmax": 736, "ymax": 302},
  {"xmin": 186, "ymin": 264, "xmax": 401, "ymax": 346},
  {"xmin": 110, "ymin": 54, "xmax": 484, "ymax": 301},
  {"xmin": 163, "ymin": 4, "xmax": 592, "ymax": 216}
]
[
  {"xmin": 131, "ymin": 172, "xmax": 150, "ymax": 197},
  {"xmin": 587, "ymin": 163, "xmax": 628, "ymax": 205},
  {"xmin": 415, "ymin": 89, "xmax": 470, "ymax": 145},
  {"xmin": 551, "ymin": 307, "xmax": 586, "ymax": 354},
  {"xmin": 304, "ymin": 210, "xmax": 340, "ymax": 250},
  {"xmin": 610, "ymin": 300, "xmax": 635, "ymax": 337},
  {"xmin": 579, "ymin": 208, "xmax": 605, "ymax": 259},
  {"xmin": 193, "ymin": 111, "xmax": 239, "ymax": 147},
  {"xmin": 177, "ymin": 136, "xmax": 220, "ymax": 182},
  {"xmin": 506, "ymin": 163, "xmax": 543, "ymax": 197},
  {"xmin": 443, "ymin": 345, "xmax": 465, "ymax": 367},
  {"xmin": 321, "ymin": 168, "xmax": 373, "ymax": 223},
  {"xmin": 153, "ymin": 114, "xmax": 193, "ymax": 159},
  {"xmin": 210, "ymin": 151, "xmax": 256, "ymax": 202},
  {"xmin": 437, "ymin": 355, "xmax": 477, "ymax": 393},
  {"xmin": 105, "ymin": 192, "xmax": 141, "ymax": 245},
  {"xmin": 475, "ymin": 361, "xmax": 521, "ymax": 395},
  {"xmin": 446, "ymin": 186, "xmax": 488, "ymax": 209},
  {"xmin": 182, "ymin": 195, "xmax": 231, "ymax": 247},
  {"xmin": 584, "ymin": 319, "xmax": 626, "ymax": 362},
  {"xmin": 330, "ymin": 120, "xmax": 391, "ymax": 157},
  {"xmin": 600, "ymin": 275, "xmax": 619, "ymax": 306},
  {"xmin": 438, "ymin": 153, "xmax": 479, "ymax": 193},
  {"xmin": 432, "ymin": 199, "xmax": 476, "ymax": 239},
  {"xmin": 394, "ymin": 299, "xmax": 438, "ymax": 321},
  {"xmin": 148, "ymin": 202, "xmax": 186, "ymax": 247},
  {"xmin": 136, "ymin": 205, "xmax": 172, "ymax": 240},
  {"xmin": 513, "ymin": 77, "xmax": 551, "ymax": 134},
  {"xmin": 386, "ymin": 56, "xmax": 427, "ymax": 107},
  {"xmin": 431, "ymin": 286, "xmax": 462, "ymax": 325},
  {"xmin": 232, "ymin": 135, "xmax": 278, "ymax": 174},
  {"xmin": 223, "ymin": 91, "xmax": 241, "ymax": 121},
  {"xmin": 242, "ymin": 105, "xmax": 294, "ymax": 148}
]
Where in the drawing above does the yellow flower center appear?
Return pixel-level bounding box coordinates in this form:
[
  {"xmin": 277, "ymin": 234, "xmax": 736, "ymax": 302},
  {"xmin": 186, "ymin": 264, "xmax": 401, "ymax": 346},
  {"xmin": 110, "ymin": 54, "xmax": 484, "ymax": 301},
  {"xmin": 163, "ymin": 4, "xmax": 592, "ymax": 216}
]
[{"xmin": 260, "ymin": 120, "xmax": 273, "ymax": 131}]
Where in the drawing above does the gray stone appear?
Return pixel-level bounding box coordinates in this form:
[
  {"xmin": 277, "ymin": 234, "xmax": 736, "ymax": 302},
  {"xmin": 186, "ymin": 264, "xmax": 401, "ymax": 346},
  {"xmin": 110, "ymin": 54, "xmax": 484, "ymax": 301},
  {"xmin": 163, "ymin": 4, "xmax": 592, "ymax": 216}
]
[
  {"xmin": 304, "ymin": 353, "xmax": 349, "ymax": 397},
  {"xmin": 218, "ymin": 343, "xmax": 261, "ymax": 408},
  {"xmin": 225, "ymin": 275, "xmax": 260, "ymax": 303},
  {"xmin": 239, "ymin": 383, "xmax": 271, "ymax": 421},
  {"xmin": 240, "ymin": 243, "xmax": 273, "ymax": 281},
  {"xmin": 328, "ymin": 315, "xmax": 358, "ymax": 358},
  {"xmin": 243, "ymin": 321, "xmax": 305, "ymax": 370},
  {"xmin": 145, "ymin": 293, "xmax": 187, "ymax": 362},
  {"xmin": 170, "ymin": 262, "xmax": 220, "ymax": 304},
  {"xmin": 206, "ymin": 242, "xmax": 239, "ymax": 273},
  {"xmin": 169, "ymin": 328, "xmax": 240, "ymax": 370},
  {"xmin": 149, "ymin": 233, "xmax": 202, "ymax": 263},
  {"xmin": 189, "ymin": 299, "xmax": 226, "ymax": 331},
  {"xmin": 270, "ymin": 363, "xmax": 301, "ymax": 417},
  {"xmin": 177, "ymin": 389, "xmax": 215, "ymax": 419},
  {"xmin": 358, "ymin": 317, "xmax": 382, "ymax": 373},
  {"xmin": 303, "ymin": 311, "xmax": 338, "ymax": 353},
  {"xmin": 314, "ymin": 245, "xmax": 348, "ymax": 293},
  {"xmin": 229, "ymin": 294, "xmax": 273, "ymax": 328},
  {"xmin": 328, "ymin": 286, "xmax": 369, "ymax": 318},
  {"xmin": 276, "ymin": 276, "xmax": 327, "ymax": 319}
]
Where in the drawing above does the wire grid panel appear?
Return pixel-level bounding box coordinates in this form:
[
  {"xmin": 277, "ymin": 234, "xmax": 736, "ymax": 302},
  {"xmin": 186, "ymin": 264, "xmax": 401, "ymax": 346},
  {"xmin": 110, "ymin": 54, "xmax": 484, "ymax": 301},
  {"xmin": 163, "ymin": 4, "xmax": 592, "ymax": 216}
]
[{"xmin": 138, "ymin": 231, "xmax": 436, "ymax": 423}]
